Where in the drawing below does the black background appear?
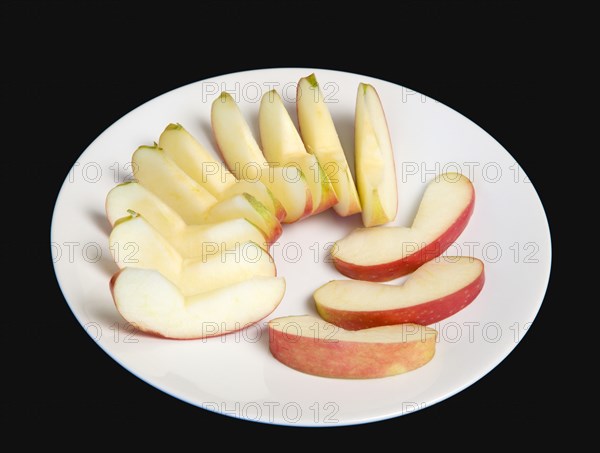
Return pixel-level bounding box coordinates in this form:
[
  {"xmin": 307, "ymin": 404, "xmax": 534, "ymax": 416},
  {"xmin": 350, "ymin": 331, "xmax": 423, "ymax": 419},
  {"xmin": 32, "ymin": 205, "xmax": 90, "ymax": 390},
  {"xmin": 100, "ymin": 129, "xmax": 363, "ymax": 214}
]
[{"xmin": 2, "ymin": 1, "xmax": 572, "ymax": 451}]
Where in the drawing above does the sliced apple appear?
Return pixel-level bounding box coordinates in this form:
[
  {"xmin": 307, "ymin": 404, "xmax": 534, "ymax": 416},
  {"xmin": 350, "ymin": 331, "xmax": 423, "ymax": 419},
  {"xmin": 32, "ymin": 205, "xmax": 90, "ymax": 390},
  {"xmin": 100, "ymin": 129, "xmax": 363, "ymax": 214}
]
[
  {"xmin": 296, "ymin": 74, "xmax": 361, "ymax": 217},
  {"xmin": 175, "ymin": 218, "xmax": 267, "ymax": 258},
  {"xmin": 201, "ymin": 193, "xmax": 282, "ymax": 245},
  {"xmin": 132, "ymin": 144, "xmax": 217, "ymax": 224},
  {"xmin": 109, "ymin": 213, "xmax": 275, "ymax": 296},
  {"xmin": 211, "ymin": 92, "xmax": 312, "ymax": 223},
  {"xmin": 259, "ymin": 89, "xmax": 338, "ymax": 214},
  {"xmin": 220, "ymin": 179, "xmax": 286, "ymax": 222},
  {"xmin": 106, "ymin": 183, "xmax": 267, "ymax": 255},
  {"xmin": 316, "ymin": 257, "xmax": 484, "ymax": 329},
  {"xmin": 158, "ymin": 123, "xmax": 237, "ymax": 193},
  {"xmin": 106, "ymin": 182, "xmax": 185, "ymax": 231},
  {"xmin": 106, "ymin": 182, "xmax": 281, "ymax": 245},
  {"xmin": 355, "ymin": 83, "xmax": 398, "ymax": 227},
  {"xmin": 333, "ymin": 173, "xmax": 475, "ymax": 281},
  {"xmin": 158, "ymin": 123, "xmax": 286, "ymax": 221},
  {"xmin": 268, "ymin": 315, "xmax": 436, "ymax": 379},
  {"xmin": 111, "ymin": 267, "xmax": 285, "ymax": 339}
]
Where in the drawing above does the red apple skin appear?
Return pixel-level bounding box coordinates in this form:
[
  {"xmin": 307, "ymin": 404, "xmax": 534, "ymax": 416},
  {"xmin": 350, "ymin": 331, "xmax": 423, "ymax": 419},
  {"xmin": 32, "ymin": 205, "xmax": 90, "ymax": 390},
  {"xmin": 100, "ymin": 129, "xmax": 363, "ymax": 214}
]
[
  {"xmin": 264, "ymin": 222, "xmax": 283, "ymax": 246},
  {"xmin": 333, "ymin": 189, "xmax": 475, "ymax": 282},
  {"xmin": 109, "ymin": 270, "xmax": 281, "ymax": 341},
  {"xmin": 269, "ymin": 324, "xmax": 436, "ymax": 379},
  {"xmin": 274, "ymin": 202, "xmax": 287, "ymax": 223},
  {"xmin": 299, "ymin": 186, "xmax": 314, "ymax": 221},
  {"xmin": 312, "ymin": 186, "xmax": 338, "ymax": 215},
  {"xmin": 317, "ymin": 268, "xmax": 485, "ymax": 330}
]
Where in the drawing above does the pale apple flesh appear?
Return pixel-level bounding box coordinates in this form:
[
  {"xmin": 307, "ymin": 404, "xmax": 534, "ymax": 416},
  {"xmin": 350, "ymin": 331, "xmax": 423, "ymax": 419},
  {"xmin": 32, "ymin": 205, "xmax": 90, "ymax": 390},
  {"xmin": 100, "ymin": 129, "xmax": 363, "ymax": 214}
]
[
  {"xmin": 296, "ymin": 74, "xmax": 361, "ymax": 217},
  {"xmin": 177, "ymin": 219, "xmax": 267, "ymax": 257},
  {"xmin": 211, "ymin": 92, "xmax": 312, "ymax": 223},
  {"xmin": 355, "ymin": 83, "xmax": 398, "ymax": 227},
  {"xmin": 306, "ymin": 154, "xmax": 339, "ymax": 214},
  {"xmin": 263, "ymin": 166, "xmax": 313, "ymax": 222},
  {"xmin": 159, "ymin": 122, "xmax": 237, "ymax": 194},
  {"xmin": 159, "ymin": 123, "xmax": 286, "ymax": 221},
  {"xmin": 109, "ymin": 214, "xmax": 276, "ymax": 297},
  {"xmin": 106, "ymin": 182, "xmax": 281, "ymax": 245},
  {"xmin": 268, "ymin": 315, "xmax": 437, "ymax": 379},
  {"xmin": 107, "ymin": 185, "xmax": 266, "ymax": 257},
  {"xmin": 315, "ymin": 257, "xmax": 484, "ymax": 329},
  {"xmin": 201, "ymin": 193, "xmax": 283, "ymax": 245},
  {"xmin": 259, "ymin": 89, "xmax": 338, "ymax": 214},
  {"xmin": 111, "ymin": 267, "xmax": 285, "ymax": 339},
  {"xmin": 132, "ymin": 145, "xmax": 217, "ymax": 224},
  {"xmin": 106, "ymin": 182, "xmax": 185, "ymax": 231},
  {"xmin": 220, "ymin": 179, "xmax": 287, "ymax": 222},
  {"xmin": 333, "ymin": 173, "xmax": 475, "ymax": 281}
]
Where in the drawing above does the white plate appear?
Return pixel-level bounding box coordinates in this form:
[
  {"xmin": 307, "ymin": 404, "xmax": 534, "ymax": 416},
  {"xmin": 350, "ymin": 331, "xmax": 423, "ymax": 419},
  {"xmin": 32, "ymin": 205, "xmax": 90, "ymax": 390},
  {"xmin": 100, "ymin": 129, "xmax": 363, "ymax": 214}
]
[{"xmin": 51, "ymin": 68, "xmax": 551, "ymax": 426}]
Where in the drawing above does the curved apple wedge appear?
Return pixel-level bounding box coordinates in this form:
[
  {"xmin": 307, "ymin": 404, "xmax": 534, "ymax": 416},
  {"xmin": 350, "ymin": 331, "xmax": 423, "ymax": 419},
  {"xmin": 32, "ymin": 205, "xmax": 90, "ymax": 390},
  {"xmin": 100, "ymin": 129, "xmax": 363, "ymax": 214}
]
[
  {"xmin": 211, "ymin": 92, "xmax": 312, "ymax": 223},
  {"xmin": 158, "ymin": 123, "xmax": 238, "ymax": 195},
  {"xmin": 333, "ymin": 173, "xmax": 475, "ymax": 281},
  {"xmin": 158, "ymin": 123, "xmax": 286, "ymax": 221},
  {"xmin": 107, "ymin": 185, "xmax": 266, "ymax": 257},
  {"xmin": 297, "ymin": 74, "xmax": 361, "ymax": 217},
  {"xmin": 220, "ymin": 179, "xmax": 286, "ymax": 223},
  {"xmin": 132, "ymin": 144, "xmax": 217, "ymax": 224},
  {"xmin": 111, "ymin": 268, "xmax": 285, "ymax": 339},
  {"xmin": 268, "ymin": 315, "xmax": 437, "ymax": 379},
  {"xmin": 355, "ymin": 83, "xmax": 398, "ymax": 227},
  {"xmin": 315, "ymin": 257, "xmax": 485, "ymax": 329},
  {"xmin": 106, "ymin": 182, "xmax": 281, "ymax": 245},
  {"xmin": 106, "ymin": 182, "xmax": 186, "ymax": 231},
  {"xmin": 109, "ymin": 214, "xmax": 276, "ymax": 296},
  {"xmin": 259, "ymin": 90, "xmax": 338, "ymax": 214},
  {"xmin": 201, "ymin": 193, "xmax": 282, "ymax": 245}
]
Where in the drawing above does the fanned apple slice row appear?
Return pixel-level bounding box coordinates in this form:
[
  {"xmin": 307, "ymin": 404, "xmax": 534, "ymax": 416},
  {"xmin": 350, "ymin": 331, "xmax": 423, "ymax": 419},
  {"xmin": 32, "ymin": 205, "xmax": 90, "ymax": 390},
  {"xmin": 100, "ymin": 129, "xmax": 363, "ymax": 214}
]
[
  {"xmin": 259, "ymin": 90, "xmax": 338, "ymax": 214},
  {"xmin": 355, "ymin": 83, "xmax": 398, "ymax": 227},
  {"xmin": 333, "ymin": 173, "xmax": 475, "ymax": 281},
  {"xmin": 106, "ymin": 182, "xmax": 281, "ymax": 246},
  {"xmin": 132, "ymin": 144, "xmax": 217, "ymax": 224},
  {"xmin": 297, "ymin": 74, "xmax": 361, "ymax": 217},
  {"xmin": 211, "ymin": 92, "xmax": 312, "ymax": 223},
  {"xmin": 315, "ymin": 257, "xmax": 485, "ymax": 329},
  {"xmin": 268, "ymin": 315, "xmax": 437, "ymax": 379},
  {"xmin": 158, "ymin": 123, "xmax": 286, "ymax": 221},
  {"xmin": 112, "ymin": 268, "xmax": 285, "ymax": 339},
  {"xmin": 109, "ymin": 213, "xmax": 275, "ymax": 297}
]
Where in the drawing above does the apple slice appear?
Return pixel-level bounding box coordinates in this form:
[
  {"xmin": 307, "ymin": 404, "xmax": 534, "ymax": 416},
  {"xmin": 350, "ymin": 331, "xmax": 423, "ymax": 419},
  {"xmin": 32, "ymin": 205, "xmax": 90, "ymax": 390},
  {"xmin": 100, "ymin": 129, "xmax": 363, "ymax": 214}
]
[
  {"xmin": 268, "ymin": 315, "xmax": 436, "ymax": 379},
  {"xmin": 355, "ymin": 83, "xmax": 398, "ymax": 227},
  {"xmin": 158, "ymin": 122, "xmax": 237, "ymax": 194},
  {"xmin": 106, "ymin": 182, "xmax": 281, "ymax": 245},
  {"xmin": 259, "ymin": 90, "xmax": 338, "ymax": 214},
  {"xmin": 111, "ymin": 268, "xmax": 285, "ymax": 339},
  {"xmin": 132, "ymin": 144, "xmax": 217, "ymax": 224},
  {"xmin": 211, "ymin": 92, "xmax": 312, "ymax": 223},
  {"xmin": 109, "ymin": 213, "xmax": 276, "ymax": 296},
  {"xmin": 219, "ymin": 179, "xmax": 286, "ymax": 222},
  {"xmin": 106, "ymin": 182, "xmax": 186, "ymax": 231},
  {"xmin": 296, "ymin": 74, "xmax": 361, "ymax": 217},
  {"xmin": 333, "ymin": 173, "xmax": 475, "ymax": 281},
  {"xmin": 201, "ymin": 193, "xmax": 282, "ymax": 245},
  {"xmin": 315, "ymin": 257, "xmax": 484, "ymax": 329},
  {"xmin": 158, "ymin": 123, "xmax": 286, "ymax": 221}
]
